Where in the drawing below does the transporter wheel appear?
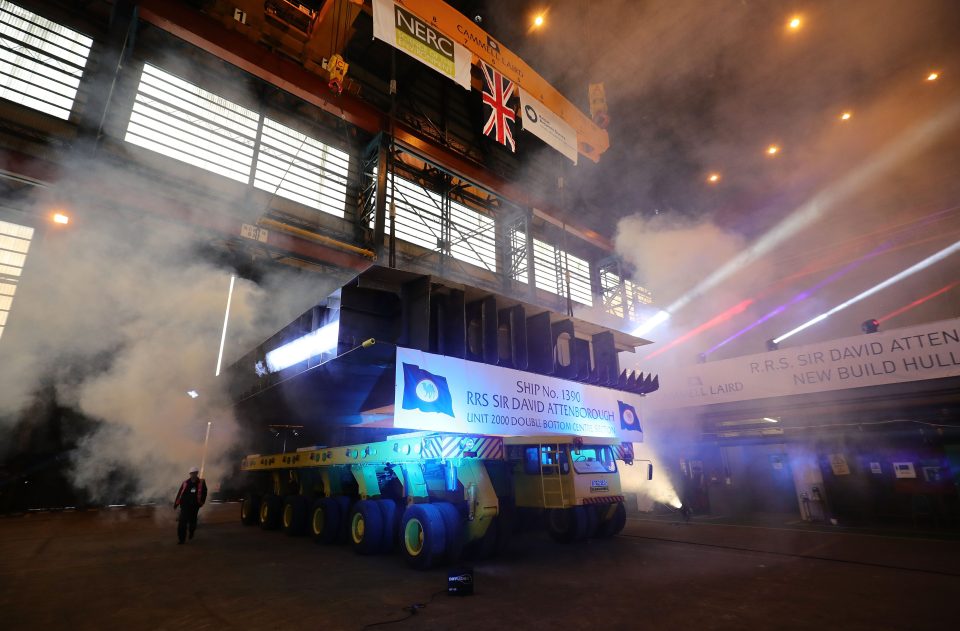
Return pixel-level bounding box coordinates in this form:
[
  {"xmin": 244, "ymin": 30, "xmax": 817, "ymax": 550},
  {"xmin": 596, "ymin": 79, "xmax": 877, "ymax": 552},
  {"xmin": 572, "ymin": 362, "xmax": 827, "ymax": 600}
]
[
  {"xmin": 282, "ymin": 495, "xmax": 309, "ymax": 536},
  {"xmin": 259, "ymin": 493, "xmax": 283, "ymax": 530},
  {"xmin": 348, "ymin": 500, "xmax": 384, "ymax": 555},
  {"xmin": 583, "ymin": 505, "xmax": 600, "ymax": 540},
  {"xmin": 433, "ymin": 502, "xmax": 464, "ymax": 564},
  {"xmin": 546, "ymin": 507, "xmax": 587, "ymax": 543},
  {"xmin": 375, "ymin": 499, "xmax": 400, "ymax": 553},
  {"xmin": 596, "ymin": 502, "xmax": 627, "ymax": 538},
  {"xmin": 400, "ymin": 504, "xmax": 446, "ymax": 570},
  {"xmin": 240, "ymin": 493, "xmax": 260, "ymax": 526},
  {"xmin": 310, "ymin": 497, "xmax": 342, "ymax": 545},
  {"xmin": 334, "ymin": 496, "xmax": 352, "ymax": 544}
]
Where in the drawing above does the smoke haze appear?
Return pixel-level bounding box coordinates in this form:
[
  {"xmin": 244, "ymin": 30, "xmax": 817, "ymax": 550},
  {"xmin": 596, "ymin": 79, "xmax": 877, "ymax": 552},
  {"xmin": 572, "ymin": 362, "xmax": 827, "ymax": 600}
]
[{"xmin": 0, "ymin": 162, "xmax": 338, "ymax": 502}]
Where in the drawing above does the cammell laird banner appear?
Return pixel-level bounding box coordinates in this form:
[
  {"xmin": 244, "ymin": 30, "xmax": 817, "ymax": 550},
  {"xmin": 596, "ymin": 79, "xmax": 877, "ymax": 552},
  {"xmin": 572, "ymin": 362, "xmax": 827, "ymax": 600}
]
[
  {"xmin": 650, "ymin": 317, "xmax": 960, "ymax": 410},
  {"xmin": 394, "ymin": 348, "xmax": 646, "ymax": 441},
  {"xmin": 373, "ymin": 0, "xmax": 471, "ymax": 90}
]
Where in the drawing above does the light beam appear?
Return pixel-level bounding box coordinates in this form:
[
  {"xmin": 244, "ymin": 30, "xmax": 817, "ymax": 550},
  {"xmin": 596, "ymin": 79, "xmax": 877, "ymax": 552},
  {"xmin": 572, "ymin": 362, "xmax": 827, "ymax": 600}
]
[
  {"xmin": 877, "ymin": 281, "xmax": 959, "ymax": 324},
  {"xmin": 215, "ymin": 275, "xmax": 236, "ymax": 377},
  {"xmin": 774, "ymin": 239, "xmax": 960, "ymax": 344},
  {"xmin": 658, "ymin": 101, "xmax": 960, "ymax": 323}
]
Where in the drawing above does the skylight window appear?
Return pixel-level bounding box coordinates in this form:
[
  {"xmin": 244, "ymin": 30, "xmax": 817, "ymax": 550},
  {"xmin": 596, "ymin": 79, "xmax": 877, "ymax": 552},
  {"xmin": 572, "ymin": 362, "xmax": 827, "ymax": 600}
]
[{"xmin": 0, "ymin": 1, "xmax": 93, "ymax": 119}]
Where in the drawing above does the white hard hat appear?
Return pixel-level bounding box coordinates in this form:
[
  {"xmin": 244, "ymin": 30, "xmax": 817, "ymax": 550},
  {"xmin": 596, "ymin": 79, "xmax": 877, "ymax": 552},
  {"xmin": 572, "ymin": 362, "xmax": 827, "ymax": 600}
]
[{"xmin": 188, "ymin": 466, "xmax": 200, "ymax": 474}]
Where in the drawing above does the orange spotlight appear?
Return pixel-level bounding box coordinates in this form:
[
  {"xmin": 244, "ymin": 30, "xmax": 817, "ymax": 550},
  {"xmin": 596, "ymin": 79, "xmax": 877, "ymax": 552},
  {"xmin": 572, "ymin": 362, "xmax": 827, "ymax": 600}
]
[
  {"xmin": 533, "ymin": 14, "xmax": 544, "ymax": 28},
  {"xmin": 52, "ymin": 212, "xmax": 70, "ymax": 225},
  {"xmin": 927, "ymin": 71, "xmax": 939, "ymax": 81},
  {"xmin": 787, "ymin": 16, "xmax": 802, "ymax": 30},
  {"xmin": 840, "ymin": 111, "xmax": 852, "ymax": 121},
  {"xmin": 766, "ymin": 144, "xmax": 780, "ymax": 156},
  {"xmin": 707, "ymin": 173, "xmax": 721, "ymax": 184}
]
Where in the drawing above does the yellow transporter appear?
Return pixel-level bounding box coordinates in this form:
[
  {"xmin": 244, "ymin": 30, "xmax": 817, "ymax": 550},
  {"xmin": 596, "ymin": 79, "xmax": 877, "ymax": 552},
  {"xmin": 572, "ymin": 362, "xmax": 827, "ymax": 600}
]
[{"xmin": 238, "ymin": 431, "xmax": 647, "ymax": 569}]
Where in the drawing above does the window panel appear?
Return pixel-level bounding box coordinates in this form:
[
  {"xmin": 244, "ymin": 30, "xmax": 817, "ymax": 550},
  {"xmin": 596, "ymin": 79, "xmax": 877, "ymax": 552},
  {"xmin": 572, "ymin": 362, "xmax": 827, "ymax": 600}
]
[
  {"xmin": 0, "ymin": 1, "xmax": 92, "ymax": 119},
  {"xmin": 125, "ymin": 64, "xmax": 258, "ymax": 183},
  {"xmin": 0, "ymin": 218, "xmax": 32, "ymax": 344},
  {"xmin": 0, "ymin": 249, "xmax": 26, "ymax": 268},
  {"xmin": 367, "ymin": 170, "xmax": 497, "ymax": 273},
  {"xmin": 253, "ymin": 117, "xmax": 349, "ymax": 218},
  {"xmin": 529, "ymin": 238, "xmax": 593, "ymax": 306},
  {"xmin": 0, "ymin": 233, "xmax": 29, "ymax": 253},
  {"xmin": 449, "ymin": 200, "xmax": 495, "ymax": 272}
]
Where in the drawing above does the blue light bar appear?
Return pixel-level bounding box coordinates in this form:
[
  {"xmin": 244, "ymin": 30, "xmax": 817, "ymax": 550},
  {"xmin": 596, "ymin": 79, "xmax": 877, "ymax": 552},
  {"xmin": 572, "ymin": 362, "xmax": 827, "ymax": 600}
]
[{"xmin": 265, "ymin": 320, "xmax": 340, "ymax": 372}]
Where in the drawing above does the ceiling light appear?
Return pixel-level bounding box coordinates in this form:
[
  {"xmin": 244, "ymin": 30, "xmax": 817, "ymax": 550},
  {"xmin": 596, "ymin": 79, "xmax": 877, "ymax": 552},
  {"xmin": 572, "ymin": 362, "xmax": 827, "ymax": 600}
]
[
  {"xmin": 788, "ymin": 16, "xmax": 802, "ymax": 30},
  {"xmin": 767, "ymin": 145, "xmax": 780, "ymax": 156},
  {"xmin": 927, "ymin": 72, "xmax": 939, "ymax": 81},
  {"xmin": 187, "ymin": 390, "xmax": 199, "ymax": 398},
  {"xmin": 52, "ymin": 212, "xmax": 70, "ymax": 225},
  {"xmin": 763, "ymin": 417, "xmax": 779, "ymax": 423},
  {"xmin": 840, "ymin": 111, "xmax": 852, "ymax": 121}
]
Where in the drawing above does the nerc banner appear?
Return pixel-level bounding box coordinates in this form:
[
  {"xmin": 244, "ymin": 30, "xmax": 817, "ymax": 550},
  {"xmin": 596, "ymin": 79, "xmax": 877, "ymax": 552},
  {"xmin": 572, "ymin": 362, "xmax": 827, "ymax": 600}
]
[
  {"xmin": 394, "ymin": 348, "xmax": 646, "ymax": 441},
  {"xmin": 372, "ymin": 0, "xmax": 471, "ymax": 90},
  {"xmin": 650, "ymin": 317, "xmax": 960, "ymax": 410}
]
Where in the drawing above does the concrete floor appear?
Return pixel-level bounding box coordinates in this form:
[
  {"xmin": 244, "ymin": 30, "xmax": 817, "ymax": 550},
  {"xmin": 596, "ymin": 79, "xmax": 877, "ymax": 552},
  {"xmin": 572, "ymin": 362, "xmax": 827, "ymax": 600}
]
[{"xmin": 1, "ymin": 503, "xmax": 958, "ymax": 630}]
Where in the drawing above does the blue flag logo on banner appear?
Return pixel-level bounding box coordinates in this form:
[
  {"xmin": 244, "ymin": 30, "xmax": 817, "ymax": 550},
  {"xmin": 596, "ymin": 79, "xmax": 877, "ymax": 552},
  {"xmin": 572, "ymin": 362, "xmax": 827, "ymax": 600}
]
[
  {"xmin": 618, "ymin": 401, "xmax": 642, "ymax": 432},
  {"xmin": 402, "ymin": 363, "xmax": 455, "ymax": 417}
]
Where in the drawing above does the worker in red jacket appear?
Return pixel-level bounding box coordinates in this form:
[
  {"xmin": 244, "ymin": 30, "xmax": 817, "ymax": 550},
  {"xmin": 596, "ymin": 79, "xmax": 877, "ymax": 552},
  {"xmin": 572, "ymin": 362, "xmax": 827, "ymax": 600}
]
[{"xmin": 174, "ymin": 466, "xmax": 207, "ymax": 544}]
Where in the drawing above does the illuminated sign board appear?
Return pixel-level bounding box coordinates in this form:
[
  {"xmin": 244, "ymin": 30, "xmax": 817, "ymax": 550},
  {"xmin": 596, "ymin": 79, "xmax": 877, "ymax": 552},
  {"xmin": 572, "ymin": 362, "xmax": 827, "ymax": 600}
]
[{"xmin": 393, "ymin": 347, "xmax": 645, "ymax": 441}]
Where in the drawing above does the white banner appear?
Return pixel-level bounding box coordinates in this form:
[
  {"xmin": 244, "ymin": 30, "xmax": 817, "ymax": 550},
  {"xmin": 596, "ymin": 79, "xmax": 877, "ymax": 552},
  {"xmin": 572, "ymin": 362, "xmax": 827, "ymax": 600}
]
[
  {"xmin": 519, "ymin": 88, "xmax": 578, "ymax": 164},
  {"xmin": 372, "ymin": 0, "xmax": 471, "ymax": 90},
  {"xmin": 649, "ymin": 317, "xmax": 960, "ymax": 410},
  {"xmin": 394, "ymin": 348, "xmax": 645, "ymax": 441}
]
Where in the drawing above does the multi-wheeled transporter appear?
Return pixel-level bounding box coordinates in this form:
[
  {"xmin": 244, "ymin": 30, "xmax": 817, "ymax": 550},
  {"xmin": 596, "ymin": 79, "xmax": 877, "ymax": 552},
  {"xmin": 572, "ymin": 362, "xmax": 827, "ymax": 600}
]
[{"xmin": 229, "ymin": 267, "xmax": 658, "ymax": 568}]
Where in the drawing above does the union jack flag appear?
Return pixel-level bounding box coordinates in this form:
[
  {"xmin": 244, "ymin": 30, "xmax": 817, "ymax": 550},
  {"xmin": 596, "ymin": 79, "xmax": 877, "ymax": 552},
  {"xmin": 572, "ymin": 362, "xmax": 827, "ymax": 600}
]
[{"xmin": 480, "ymin": 61, "xmax": 516, "ymax": 152}]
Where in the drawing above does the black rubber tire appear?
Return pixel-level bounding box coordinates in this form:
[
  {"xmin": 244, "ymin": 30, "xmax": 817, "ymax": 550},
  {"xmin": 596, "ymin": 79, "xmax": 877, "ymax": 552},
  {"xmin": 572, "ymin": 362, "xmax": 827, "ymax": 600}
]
[
  {"xmin": 309, "ymin": 497, "xmax": 342, "ymax": 545},
  {"xmin": 348, "ymin": 499, "xmax": 384, "ymax": 555},
  {"xmin": 334, "ymin": 496, "xmax": 352, "ymax": 544},
  {"xmin": 596, "ymin": 502, "xmax": 627, "ymax": 538},
  {"xmin": 400, "ymin": 503, "xmax": 446, "ymax": 570},
  {"xmin": 546, "ymin": 506, "xmax": 588, "ymax": 543},
  {"xmin": 282, "ymin": 495, "xmax": 309, "ymax": 536},
  {"xmin": 375, "ymin": 499, "xmax": 400, "ymax": 553},
  {"xmin": 240, "ymin": 493, "xmax": 260, "ymax": 526},
  {"xmin": 433, "ymin": 502, "xmax": 464, "ymax": 564},
  {"xmin": 583, "ymin": 505, "xmax": 600, "ymax": 540},
  {"xmin": 259, "ymin": 493, "xmax": 283, "ymax": 530}
]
